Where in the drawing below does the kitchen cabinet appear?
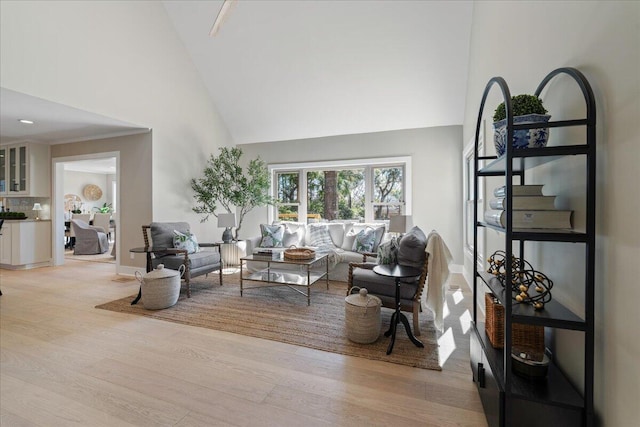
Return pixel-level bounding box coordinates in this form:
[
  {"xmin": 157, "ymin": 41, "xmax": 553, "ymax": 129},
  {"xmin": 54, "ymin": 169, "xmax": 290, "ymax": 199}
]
[
  {"xmin": 0, "ymin": 220, "xmax": 52, "ymax": 269},
  {"xmin": 0, "ymin": 142, "xmax": 50, "ymax": 197}
]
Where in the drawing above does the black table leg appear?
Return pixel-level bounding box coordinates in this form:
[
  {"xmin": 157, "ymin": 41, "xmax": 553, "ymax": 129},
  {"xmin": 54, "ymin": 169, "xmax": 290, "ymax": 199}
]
[
  {"xmin": 386, "ymin": 277, "xmax": 423, "ymax": 354},
  {"xmin": 398, "ymin": 312, "xmax": 423, "ymax": 348}
]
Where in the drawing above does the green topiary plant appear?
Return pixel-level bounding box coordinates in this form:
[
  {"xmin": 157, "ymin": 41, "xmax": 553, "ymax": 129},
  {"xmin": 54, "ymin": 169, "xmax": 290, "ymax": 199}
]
[
  {"xmin": 493, "ymin": 94, "xmax": 548, "ymax": 122},
  {"xmin": 191, "ymin": 147, "xmax": 274, "ymax": 240}
]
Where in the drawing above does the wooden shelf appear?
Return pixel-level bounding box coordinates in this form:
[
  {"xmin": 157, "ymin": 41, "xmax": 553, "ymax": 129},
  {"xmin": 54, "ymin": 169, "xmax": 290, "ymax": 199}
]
[
  {"xmin": 477, "ymin": 222, "xmax": 589, "ymax": 243},
  {"xmin": 473, "ymin": 323, "xmax": 585, "ymax": 410},
  {"xmin": 478, "ymin": 145, "xmax": 590, "ymax": 176},
  {"xmin": 478, "ymin": 271, "xmax": 586, "ymax": 330}
]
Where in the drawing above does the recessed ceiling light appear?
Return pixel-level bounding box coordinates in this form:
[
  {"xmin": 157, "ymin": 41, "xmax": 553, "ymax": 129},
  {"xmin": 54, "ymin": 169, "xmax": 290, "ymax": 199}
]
[{"xmin": 18, "ymin": 119, "xmax": 34, "ymax": 124}]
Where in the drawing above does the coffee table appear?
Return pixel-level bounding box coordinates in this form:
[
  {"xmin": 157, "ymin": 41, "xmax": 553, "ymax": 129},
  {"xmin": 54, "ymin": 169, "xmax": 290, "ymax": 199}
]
[{"xmin": 240, "ymin": 252, "xmax": 329, "ymax": 305}]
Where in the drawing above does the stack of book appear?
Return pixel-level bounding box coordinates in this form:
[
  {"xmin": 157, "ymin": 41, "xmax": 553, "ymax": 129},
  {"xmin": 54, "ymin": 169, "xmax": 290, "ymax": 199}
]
[
  {"xmin": 484, "ymin": 185, "xmax": 572, "ymax": 229},
  {"xmin": 252, "ymin": 249, "xmax": 275, "ymax": 260}
]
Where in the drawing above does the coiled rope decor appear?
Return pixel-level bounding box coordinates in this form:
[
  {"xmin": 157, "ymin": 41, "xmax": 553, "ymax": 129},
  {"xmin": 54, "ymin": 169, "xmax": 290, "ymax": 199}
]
[{"xmin": 486, "ymin": 250, "xmax": 553, "ymax": 310}]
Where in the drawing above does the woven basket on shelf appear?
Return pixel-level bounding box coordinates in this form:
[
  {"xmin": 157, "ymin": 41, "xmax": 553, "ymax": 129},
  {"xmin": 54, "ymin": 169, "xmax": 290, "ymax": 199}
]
[
  {"xmin": 485, "ymin": 293, "xmax": 545, "ymax": 353},
  {"xmin": 283, "ymin": 246, "xmax": 316, "ymax": 260}
]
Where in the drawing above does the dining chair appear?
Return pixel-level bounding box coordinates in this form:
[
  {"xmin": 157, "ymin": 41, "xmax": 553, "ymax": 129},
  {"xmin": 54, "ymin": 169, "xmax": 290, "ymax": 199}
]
[{"xmin": 92, "ymin": 213, "xmax": 113, "ymax": 242}]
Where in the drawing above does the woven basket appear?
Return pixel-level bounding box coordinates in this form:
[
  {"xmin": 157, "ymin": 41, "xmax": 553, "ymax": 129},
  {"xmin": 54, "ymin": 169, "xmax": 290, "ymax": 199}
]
[
  {"xmin": 136, "ymin": 264, "xmax": 185, "ymax": 310},
  {"xmin": 283, "ymin": 246, "xmax": 316, "ymax": 260},
  {"xmin": 485, "ymin": 293, "xmax": 545, "ymax": 353},
  {"xmin": 345, "ymin": 287, "xmax": 382, "ymax": 344}
]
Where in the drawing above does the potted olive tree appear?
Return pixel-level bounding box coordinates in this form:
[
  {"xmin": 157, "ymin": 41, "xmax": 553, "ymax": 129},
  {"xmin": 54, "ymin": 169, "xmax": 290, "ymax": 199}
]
[
  {"xmin": 191, "ymin": 147, "xmax": 274, "ymax": 241},
  {"xmin": 493, "ymin": 94, "xmax": 550, "ymax": 157}
]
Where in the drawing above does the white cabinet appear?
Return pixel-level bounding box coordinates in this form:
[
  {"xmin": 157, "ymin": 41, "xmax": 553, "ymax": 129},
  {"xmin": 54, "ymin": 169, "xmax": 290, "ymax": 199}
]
[
  {"xmin": 0, "ymin": 223, "xmax": 12, "ymax": 264},
  {"xmin": 0, "ymin": 220, "xmax": 52, "ymax": 269},
  {"xmin": 0, "ymin": 143, "xmax": 50, "ymax": 197}
]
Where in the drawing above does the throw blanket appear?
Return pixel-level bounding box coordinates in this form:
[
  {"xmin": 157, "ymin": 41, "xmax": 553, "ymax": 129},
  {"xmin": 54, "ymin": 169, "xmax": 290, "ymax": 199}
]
[
  {"xmin": 314, "ymin": 244, "xmax": 343, "ymax": 270},
  {"xmin": 423, "ymin": 230, "xmax": 453, "ymax": 332}
]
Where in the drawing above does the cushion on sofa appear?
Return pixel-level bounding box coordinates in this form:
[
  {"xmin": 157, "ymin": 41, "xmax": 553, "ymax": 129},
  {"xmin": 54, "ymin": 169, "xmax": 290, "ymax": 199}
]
[
  {"xmin": 152, "ymin": 250, "xmax": 221, "ymax": 271},
  {"xmin": 282, "ymin": 225, "xmax": 304, "ymax": 247},
  {"xmin": 352, "ymin": 268, "xmax": 419, "ymax": 301},
  {"xmin": 173, "ymin": 230, "xmax": 200, "ymax": 254},
  {"xmin": 151, "ymin": 222, "xmax": 190, "ymax": 249},
  {"xmin": 397, "ymin": 226, "xmax": 427, "ymax": 269},
  {"xmin": 308, "ymin": 224, "xmax": 333, "ymax": 247},
  {"xmin": 352, "ymin": 227, "xmax": 377, "ymax": 252},
  {"xmin": 260, "ymin": 224, "xmax": 285, "ymax": 248},
  {"xmin": 342, "ymin": 223, "xmax": 385, "ymax": 252},
  {"xmin": 377, "ymin": 238, "xmax": 399, "ymax": 264},
  {"xmin": 327, "ymin": 223, "xmax": 345, "ymax": 247}
]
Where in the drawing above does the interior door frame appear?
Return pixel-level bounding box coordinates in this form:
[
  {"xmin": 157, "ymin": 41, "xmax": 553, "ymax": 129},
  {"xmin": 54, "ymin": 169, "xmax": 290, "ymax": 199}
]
[{"xmin": 51, "ymin": 151, "xmax": 120, "ymax": 272}]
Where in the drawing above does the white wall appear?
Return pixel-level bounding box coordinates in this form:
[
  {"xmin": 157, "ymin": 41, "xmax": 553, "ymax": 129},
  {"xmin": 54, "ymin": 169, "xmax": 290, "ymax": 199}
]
[
  {"xmin": 0, "ymin": 1, "xmax": 233, "ymax": 244},
  {"xmin": 63, "ymin": 171, "xmax": 109, "ymax": 214},
  {"xmin": 239, "ymin": 126, "xmax": 464, "ymax": 264},
  {"xmin": 463, "ymin": 2, "xmax": 640, "ymax": 425}
]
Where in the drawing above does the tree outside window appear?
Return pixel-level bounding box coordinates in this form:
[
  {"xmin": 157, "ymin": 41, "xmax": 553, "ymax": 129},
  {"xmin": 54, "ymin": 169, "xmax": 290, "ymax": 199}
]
[{"xmin": 372, "ymin": 166, "xmax": 404, "ymax": 220}]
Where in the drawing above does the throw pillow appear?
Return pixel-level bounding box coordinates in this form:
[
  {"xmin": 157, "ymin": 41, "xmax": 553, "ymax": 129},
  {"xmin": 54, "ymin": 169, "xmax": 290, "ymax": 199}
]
[
  {"xmin": 173, "ymin": 230, "xmax": 200, "ymax": 254},
  {"xmin": 308, "ymin": 224, "xmax": 333, "ymax": 247},
  {"xmin": 259, "ymin": 224, "xmax": 285, "ymax": 248},
  {"xmin": 396, "ymin": 226, "xmax": 428, "ymax": 269},
  {"xmin": 342, "ymin": 223, "xmax": 385, "ymax": 252},
  {"xmin": 352, "ymin": 227, "xmax": 377, "ymax": 253},
  {"xmin": 282, "ymin": 226, "xmax": 304, "ymax": 247},
  {"xmin": 376, "ymin": 237, "xmax": 399, "ymax": 265}
]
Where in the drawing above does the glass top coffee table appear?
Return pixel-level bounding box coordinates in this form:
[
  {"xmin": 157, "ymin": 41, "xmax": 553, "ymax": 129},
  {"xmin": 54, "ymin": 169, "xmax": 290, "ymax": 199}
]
[{"xmin": 240, "ymin": 252, "xmax": 329, "ymax": 305}]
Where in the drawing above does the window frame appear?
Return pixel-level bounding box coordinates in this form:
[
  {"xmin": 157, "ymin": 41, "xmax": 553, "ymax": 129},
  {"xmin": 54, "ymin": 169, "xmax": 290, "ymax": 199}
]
[
  {"xmin": 463, "ymin": 134, "xmax": 484, "ymax": 269},
  {"xmin": 269, "ymin": 156, "xmax": 411, "ymax": 224}
]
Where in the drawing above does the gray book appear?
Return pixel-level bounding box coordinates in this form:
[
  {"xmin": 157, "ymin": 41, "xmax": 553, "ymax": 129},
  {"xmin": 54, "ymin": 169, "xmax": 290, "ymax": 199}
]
[
  {"xmin": 489, "ymin": 196, "xmax": 556, "ymax": 210},
  {"xmin": 493, "ymin": 185, "xmax": 544, "ymax": 198}
]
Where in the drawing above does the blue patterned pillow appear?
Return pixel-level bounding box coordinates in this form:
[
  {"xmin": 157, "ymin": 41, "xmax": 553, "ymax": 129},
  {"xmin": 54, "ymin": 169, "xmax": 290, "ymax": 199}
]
[
  {"xmin": 173, "ymin": 230, "xmax": 200, "ymax": 254},
  {"xmin": 352, "ymin": 227, "xmax": 376, "ymax": 253},
  {"xmin": 260, "ymin": 224, "xmax": 285, "ymax": 248},
  {"xmin": 376, "ymin": 237, "xmax": 399, "ymax": 264}
]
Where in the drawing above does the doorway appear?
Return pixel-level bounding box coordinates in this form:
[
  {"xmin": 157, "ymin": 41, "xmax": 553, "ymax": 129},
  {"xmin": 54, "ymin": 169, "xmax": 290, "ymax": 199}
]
[{"xmin": 52, "ymin": 152, "xmax": 120, "ymax": 272}]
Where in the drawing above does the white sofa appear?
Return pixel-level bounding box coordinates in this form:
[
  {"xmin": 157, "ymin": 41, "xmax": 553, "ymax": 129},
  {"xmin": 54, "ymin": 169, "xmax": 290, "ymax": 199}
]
[{"xmin": 245, "ymin": 221, "xmax": 387, "ymax": 282}]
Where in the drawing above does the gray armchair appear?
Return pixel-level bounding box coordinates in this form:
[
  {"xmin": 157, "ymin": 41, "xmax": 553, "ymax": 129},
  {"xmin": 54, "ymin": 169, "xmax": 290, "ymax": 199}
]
[
  {"xmin": 71, "ymin": 219, "xmax": 109, "ymax": 255},
  {"xmin": 142, "ymin": 222, "xmax": 222, "ymax": 297},
  {"xmin": 348, "ymin": 226, "xmax": 430, "ymax": 336}
]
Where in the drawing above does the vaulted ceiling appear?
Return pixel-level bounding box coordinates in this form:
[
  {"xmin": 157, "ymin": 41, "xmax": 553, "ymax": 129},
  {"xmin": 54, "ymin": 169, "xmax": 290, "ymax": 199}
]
[
  {"xmin": 0, "ymin": 1, "xmax": 474, "ymax": 148},
  {"xmin": 163, "ymin": 0, "xmax": 473, "ymax": 144}
]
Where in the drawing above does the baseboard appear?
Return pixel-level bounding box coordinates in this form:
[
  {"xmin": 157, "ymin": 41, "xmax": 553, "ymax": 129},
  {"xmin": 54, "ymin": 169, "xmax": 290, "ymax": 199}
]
[
  {"xmin": 116, "ymin": 265, "xmax": 141, "ymax": 276},
  {"xmin": 449, "ymin": 263, "xmax": 463, "ymax": 274}
]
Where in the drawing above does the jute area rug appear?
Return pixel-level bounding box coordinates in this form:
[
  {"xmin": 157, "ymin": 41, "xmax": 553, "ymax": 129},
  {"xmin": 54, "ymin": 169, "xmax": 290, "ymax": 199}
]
[{"xmin": 96, "ymin": 274, "xmax": 441, "ymax": 370}]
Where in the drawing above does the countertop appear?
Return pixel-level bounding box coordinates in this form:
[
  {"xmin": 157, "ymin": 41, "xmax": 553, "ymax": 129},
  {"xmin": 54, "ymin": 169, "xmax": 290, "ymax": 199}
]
[{"xmin": 1, "ymin": 219, "xmax": 51, "ymax": 223}]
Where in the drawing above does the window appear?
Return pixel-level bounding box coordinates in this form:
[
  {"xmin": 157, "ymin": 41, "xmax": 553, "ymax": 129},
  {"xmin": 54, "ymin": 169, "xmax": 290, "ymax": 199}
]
[
  {"xmin": 305, "ymin": 169, "xmax": 365, "ymax": 221},
  {"xmin": 270, "ymin": 157, "xmax": 410, "ymax": 224},
  {"xmin": 463, "ymin": 139, "xmax": 484, "ymax": 267},
  {"xmin": 372, "ymin": 166, "xmax": 404, "ymax": 220},
  {"xmin": 276, "ymin": 171, "xmax": 299, "ymax": 221}
]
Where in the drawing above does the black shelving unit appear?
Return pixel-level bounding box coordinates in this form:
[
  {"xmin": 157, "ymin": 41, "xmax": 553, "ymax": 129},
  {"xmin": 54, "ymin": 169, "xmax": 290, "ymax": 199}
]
[{"xmin": 470, "ymin": 67, "xmax": 596, "ymax": 427}]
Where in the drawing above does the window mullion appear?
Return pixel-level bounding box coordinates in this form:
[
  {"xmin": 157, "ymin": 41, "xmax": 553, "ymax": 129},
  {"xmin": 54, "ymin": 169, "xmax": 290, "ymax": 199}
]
[{"xmin": 364, "ymin": 166, "xmax": 373, "ymax": 222}]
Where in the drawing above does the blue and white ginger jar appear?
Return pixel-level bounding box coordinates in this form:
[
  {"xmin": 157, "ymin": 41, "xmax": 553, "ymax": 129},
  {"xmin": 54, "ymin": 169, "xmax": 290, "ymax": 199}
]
[{"xmin": 493, "ymin": 114, "xmax": 551, "ymax": 157}]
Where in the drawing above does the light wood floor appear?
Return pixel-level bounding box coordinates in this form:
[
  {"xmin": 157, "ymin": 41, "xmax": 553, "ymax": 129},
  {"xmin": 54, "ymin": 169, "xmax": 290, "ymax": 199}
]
[{"xmin": 0, "ymin": 260, "xmax": 486, "ymax": 426}]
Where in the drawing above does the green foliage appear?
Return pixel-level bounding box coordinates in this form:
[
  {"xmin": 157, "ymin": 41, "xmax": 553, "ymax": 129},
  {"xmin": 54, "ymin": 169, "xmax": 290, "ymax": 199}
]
[
  {"xmin": 0, "ymin": 211, "xmax": 27, "ymax": 219},
  {"xmin": 191, "ymin": 147, "xmax": 274, "ymax": 239},
  {"xmin": 493, "ymin": 94, "xmax": 548, "ymax": 122},
  {"xmin": 92, "ymin": 202, "xmax": 112, "ymax": 213}
]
